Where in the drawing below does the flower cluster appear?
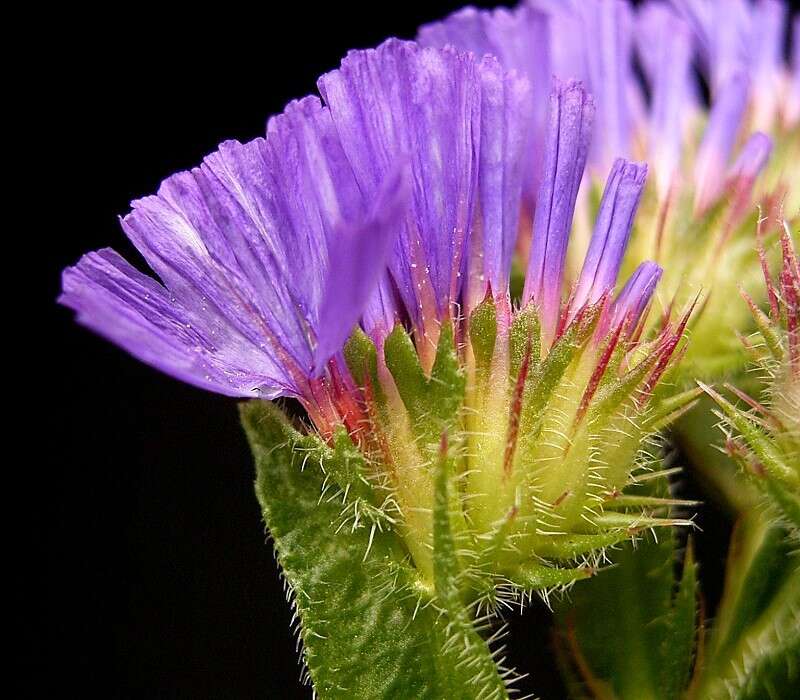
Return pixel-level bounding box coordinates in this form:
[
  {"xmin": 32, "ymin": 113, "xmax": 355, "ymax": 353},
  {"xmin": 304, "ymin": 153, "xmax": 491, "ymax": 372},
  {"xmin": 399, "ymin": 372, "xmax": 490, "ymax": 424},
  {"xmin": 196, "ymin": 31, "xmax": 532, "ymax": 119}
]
[{"xmin": 61, "ymin": 39, "xmax": 696, "ymax": 595}]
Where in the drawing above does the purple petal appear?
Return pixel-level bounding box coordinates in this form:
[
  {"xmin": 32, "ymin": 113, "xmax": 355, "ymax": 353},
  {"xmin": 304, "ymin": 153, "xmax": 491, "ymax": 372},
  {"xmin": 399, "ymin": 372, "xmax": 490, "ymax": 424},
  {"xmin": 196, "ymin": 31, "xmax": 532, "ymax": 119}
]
[
  {"xmin": 574, "ymin": 159, "xmax": 648, "ymax": 310},
  {"xmin": 611, "ymin": 261, "xmax": 663, "ymax": 331},
  {"xmin": 527, "ymin": 0, "xmax": 587, "ymax": 83},
  {"xmin": 636, "ymin": 2, "xmax": 696, "ymax": 197},
  {"xmin": 789, "ymin": 15, "xmax": 800, "ymax": 126},
  {"xmin": 314, "ymin": 162, "xmax": 408, "ymax": 373},
  {"xmin": 523, "ymin": 79, "xmax": 595, "ymax": 336},
  {"xmin": 693, "ymin": 71, "xmax": 750, "ymax": 213},
  {"xmin": 670, "ymin": 0, "xmax": 750, "ymax": 94},
  {"xmin": 361, "ymin": 273, "xmax": 400, "ymax": 339},
  {"xmin": 318, "ymin": 40, "xmax": 481, "ymax": 327},
  {"xmin": 418, "ymin": 4, "xmax": 551, "ymax": 207},
  {"xmin": 576, "ymin": 0, "xmax": 636, "ymax": 173},
  {"xmin": 751, "ymin": 0, "xmax": 787, "ymax": 130},
  {"xmin": 476, "ymin": 55, "xmax": 533, "ymax": 297},
  {"xmin": 417, "ymin": 6, "xmax": 500, "ymax": 56},
  {"xmin": 707, "ymin": 0, "xmax": 751, "ymax": 94},
  {"xmin": 62, "ymin": 94, "xmax": 399, "ymax": 399},
  {"xmin": 795, "ymin": 14, "xmax": 800, "ymax": 81},
  {"xmin": 60, "ymin": 249, "xmax": 291, "ymax": 398},
  {"xmin": 728, "ymin": 132, "xmax": 773, "ymax": 184}
]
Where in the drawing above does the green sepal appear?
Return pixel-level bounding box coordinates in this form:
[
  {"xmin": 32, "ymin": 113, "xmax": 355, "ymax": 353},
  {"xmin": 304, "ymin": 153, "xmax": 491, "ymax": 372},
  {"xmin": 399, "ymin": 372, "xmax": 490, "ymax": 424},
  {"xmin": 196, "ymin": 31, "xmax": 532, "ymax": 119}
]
[
  {"xmin": 385, "ymin": 323, "xmax": 465, "ymax": 446},
  {"xmin": 673, "ymin": 394, "xmax": 760, "ymax": 514},
  {"xmin": 643, "ymin": 387, "xmax": 704, "ymax": 432},
  {"xmin": 703, "ymin": 382, "xmax": 799, "ymax": 488},
  {"xmin": 555, "ymin": 474, "xmax": 699, "ymax": 700},
  {"xmin": 505, "ymin": 560, "xmax": 595, "ymax": 591},
  {"xmin": 587, "ymin": 348, "xmax": 659, "ymax": 425},
  {"xmin": 519, "ymin": 301, "xmax": 602, "ymax": 437},
  {"xmin": 469, "ymin": 294, "xmax": 497, "ymax": 378},
  {"xmin": 242, "ymin": 401, "xmax": 508, "ymax": 699},
  {"xmin": 748, "ymin": 297, "xmax": 785, "ymax": 362},
  {"xmin": 344, "ymin": 327, "xmax": 380, "ymax": 390},
  {"xmin": 601, "ymin": 495, "xmax": 699, "ymax": 510},
  {"xmin": 509, "ymin": 304, "xmax": 540, "ymax": 379},
  {"xmin": 591, "ymin": 511, "xmax": 694, "ymax": 530},
  {"xmin": 533, "ymin": 531, "xmax": 642, "ymax": 560}
]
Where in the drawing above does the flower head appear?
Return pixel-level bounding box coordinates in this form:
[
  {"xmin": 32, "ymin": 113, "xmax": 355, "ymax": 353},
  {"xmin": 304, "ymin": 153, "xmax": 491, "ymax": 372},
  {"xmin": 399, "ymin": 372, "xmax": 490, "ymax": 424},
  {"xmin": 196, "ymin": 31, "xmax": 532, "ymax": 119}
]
[{"xmin": 62, "ymin": 40, "xmax": 694, "ymax": 594}]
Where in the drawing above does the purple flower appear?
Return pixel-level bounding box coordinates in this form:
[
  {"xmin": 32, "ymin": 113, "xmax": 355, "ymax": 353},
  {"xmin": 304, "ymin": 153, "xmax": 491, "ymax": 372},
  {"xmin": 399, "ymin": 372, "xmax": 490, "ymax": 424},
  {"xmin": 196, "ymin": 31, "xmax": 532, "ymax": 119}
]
[
  {"xmin": 670, "ymin": 0, "xmax": 792, "ymax": 129},
  {"xmin": 423, "ymin": 0, "xmax": 792, "ymax": 213},
  {"xmin": 575, "ymin": 0, "xmax": 639, "ymax": 173},
  {"xmin": 62, "ymin": 96, "xmax": 408, "ymax": 403},
  {"xmin": 521, "ymin": 80, "xmax": 658, "ymax": 344}
]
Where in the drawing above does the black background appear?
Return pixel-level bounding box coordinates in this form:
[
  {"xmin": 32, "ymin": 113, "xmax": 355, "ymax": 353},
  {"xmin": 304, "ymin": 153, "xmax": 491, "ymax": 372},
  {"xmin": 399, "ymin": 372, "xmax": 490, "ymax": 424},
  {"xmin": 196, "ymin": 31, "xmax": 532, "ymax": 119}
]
[{"xmin": 33, "ymin": 1, "xmax": 796, "ymax": 698}]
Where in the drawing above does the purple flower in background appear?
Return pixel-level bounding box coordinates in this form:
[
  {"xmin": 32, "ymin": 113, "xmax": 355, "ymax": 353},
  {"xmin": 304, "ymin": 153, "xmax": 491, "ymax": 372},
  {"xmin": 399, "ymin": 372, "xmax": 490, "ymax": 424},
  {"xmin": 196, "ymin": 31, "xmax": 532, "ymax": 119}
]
[
  {"xmin": 61, "ymin": 38, "xmax": 670, "ymax": 440},
  {"xmin": 636, "ymin": 1, "xmax": 697, "ymax": 197},
  {"xmin": 693, "ymin": 71, "xmax": 751, "ymax": 213},
  {"xmin": 421, "ymin": 0, "xmax": 796, "ymax": 212}
]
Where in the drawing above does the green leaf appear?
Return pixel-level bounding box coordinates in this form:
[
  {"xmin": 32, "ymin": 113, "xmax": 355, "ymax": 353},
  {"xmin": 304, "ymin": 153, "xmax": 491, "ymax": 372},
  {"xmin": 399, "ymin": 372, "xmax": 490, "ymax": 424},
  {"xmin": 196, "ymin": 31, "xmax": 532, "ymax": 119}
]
[
  {"xmin": 698, "ymin": 570, "xmax": 800, "ymax": 700},
  {"xmin": 241, "ymin": 401, "xmax": 508, "ymax": 699},
  {"xmin": 658, "ymin": 539, "xmax": 698, "ymax": 700},
  {"xmin": 709, "ymin": 518, "xmax": 796, "ymax": 666}
]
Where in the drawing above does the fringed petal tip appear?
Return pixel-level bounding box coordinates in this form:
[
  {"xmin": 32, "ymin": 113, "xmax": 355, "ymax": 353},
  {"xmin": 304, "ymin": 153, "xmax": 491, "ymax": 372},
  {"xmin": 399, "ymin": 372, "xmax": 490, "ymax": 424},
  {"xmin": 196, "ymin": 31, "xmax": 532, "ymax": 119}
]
[{"xmin": 59, "ymin": 249, "xmax": 288, "ymax": 399}]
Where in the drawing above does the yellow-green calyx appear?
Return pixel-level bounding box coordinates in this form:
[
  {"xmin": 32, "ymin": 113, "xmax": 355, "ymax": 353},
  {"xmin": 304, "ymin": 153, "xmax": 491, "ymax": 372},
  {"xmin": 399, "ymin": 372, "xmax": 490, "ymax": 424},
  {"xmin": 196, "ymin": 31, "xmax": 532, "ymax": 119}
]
[{"xmin": 328, "ymin": 293, "xmax": 698, "ymax": 603}]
